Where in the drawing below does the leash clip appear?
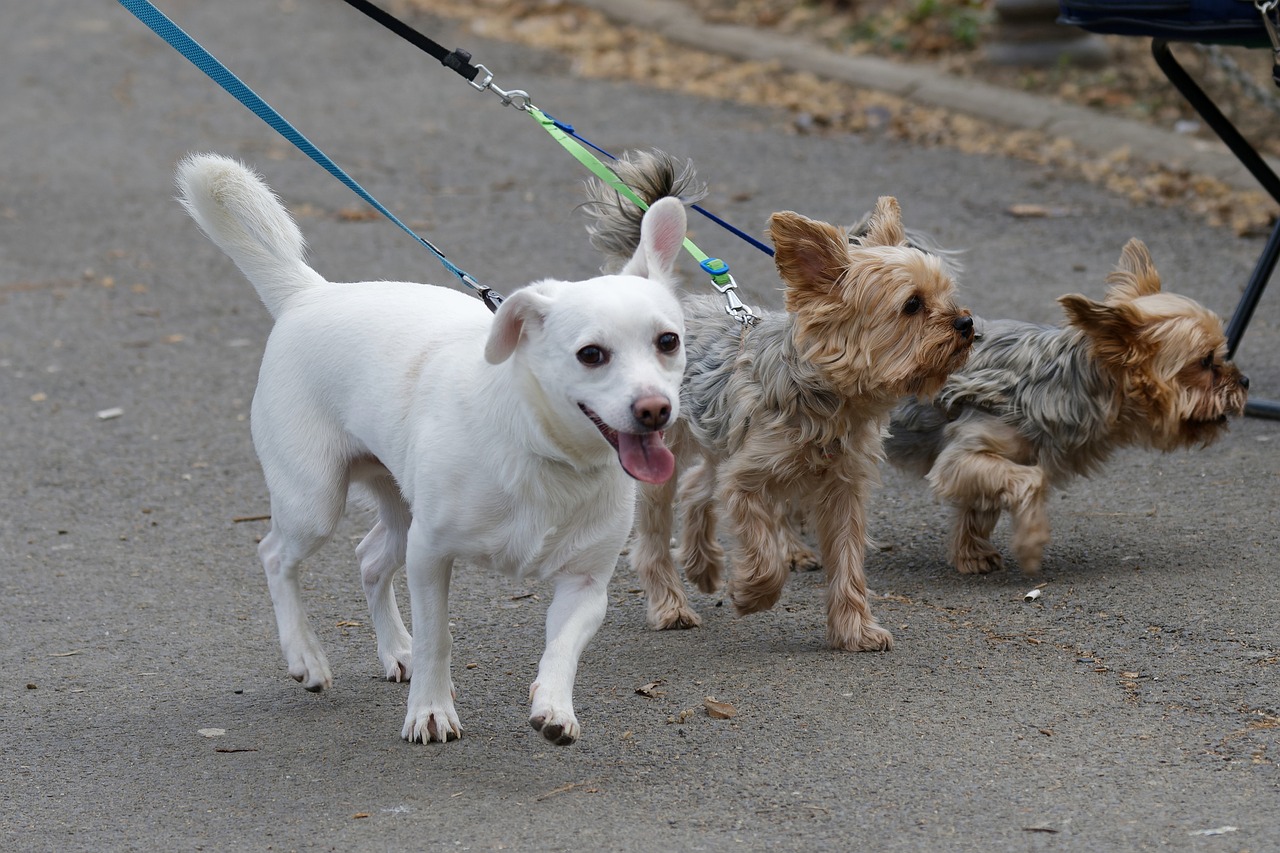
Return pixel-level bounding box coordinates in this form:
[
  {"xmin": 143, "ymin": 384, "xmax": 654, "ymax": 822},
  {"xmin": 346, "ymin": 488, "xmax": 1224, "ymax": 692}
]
[
  {"xmin": 1258, "ymin": 0, "xmax": 1280, "ymax": 66},
  {"xmin": 701, "ymin": 258, "xmax": 757, "ymax": 327},
  {"xmin": 468, "ymin": 63, "xmax": 534, "ymax": 110}
]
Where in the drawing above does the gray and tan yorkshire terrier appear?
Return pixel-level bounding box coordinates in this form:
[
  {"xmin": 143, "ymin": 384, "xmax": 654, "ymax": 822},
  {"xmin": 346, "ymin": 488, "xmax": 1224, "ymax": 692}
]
[
  {"xmin": 886, "ymin": 238, "xmax": 1249, "ymax": 575},
  {"xmin": 583, "ymin": 150, "xmax": 974, "ymax": 651}
]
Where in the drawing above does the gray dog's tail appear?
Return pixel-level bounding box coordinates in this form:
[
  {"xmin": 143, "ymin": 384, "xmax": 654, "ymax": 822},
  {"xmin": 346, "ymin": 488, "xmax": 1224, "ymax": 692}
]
[{"xmin": 582, "ymin": 149, "xmax": 707, "ymax": 272}]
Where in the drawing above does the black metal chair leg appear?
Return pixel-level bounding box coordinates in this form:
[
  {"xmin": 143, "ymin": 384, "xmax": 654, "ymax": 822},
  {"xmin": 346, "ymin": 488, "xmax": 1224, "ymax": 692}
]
[
  {"xmin": 1226, "ymin": 214, "xmax": 1280, "ymax": 358},
  {"xmin": 1151, "ymin": 39, "xmax": 1280, "ymax": 419},
  {"xmin": 1151, "ymin": 40, "xmax": 1280, "ymax": 200}
]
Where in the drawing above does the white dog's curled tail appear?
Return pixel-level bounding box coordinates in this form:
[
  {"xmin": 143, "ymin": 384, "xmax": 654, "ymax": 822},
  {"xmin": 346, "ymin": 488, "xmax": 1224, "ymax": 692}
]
[{"xmin": 175, "ymin": 153, "xmax": 324, "ymax": 318}]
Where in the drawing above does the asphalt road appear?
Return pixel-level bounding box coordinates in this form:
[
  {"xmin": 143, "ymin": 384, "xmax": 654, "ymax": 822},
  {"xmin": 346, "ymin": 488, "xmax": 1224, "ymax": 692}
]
[{"xmin": 3, "ymin": 1, "xmax": 1278, "ymax": 850}]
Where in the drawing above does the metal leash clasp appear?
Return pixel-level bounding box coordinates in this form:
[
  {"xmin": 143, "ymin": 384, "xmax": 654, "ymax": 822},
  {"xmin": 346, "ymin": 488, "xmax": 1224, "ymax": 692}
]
[
  {"xmin": 1257, "ymin": 0, "xmax": 1280, "ymax": 81},
  {"xmin": 701, "ymin": 258, "xmax": 757, "ymax": 327},
  {"xmin": 468, "ymin": 63, "xmax": 533, "ymax": 111}
]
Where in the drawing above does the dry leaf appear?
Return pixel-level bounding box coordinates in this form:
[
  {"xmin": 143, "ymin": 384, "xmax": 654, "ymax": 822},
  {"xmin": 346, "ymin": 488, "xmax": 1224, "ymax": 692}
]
[
  {"xmin": 635, "ymin": 680, "xmax": 666, "ymax": 698},
  {"xmin": 704, "ymin": 697, "xmax": 737, "ymax": 719}
]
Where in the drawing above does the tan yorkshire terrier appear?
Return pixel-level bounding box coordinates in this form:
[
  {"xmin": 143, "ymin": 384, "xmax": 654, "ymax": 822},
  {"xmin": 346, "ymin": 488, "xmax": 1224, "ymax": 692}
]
[
  {"xmin": 583, "ymin": 150, "xmax": 974, "ymax": 651},
  {"xmin": 886, "ymin": 238, "xmax": 1249, "ymax": 575}
]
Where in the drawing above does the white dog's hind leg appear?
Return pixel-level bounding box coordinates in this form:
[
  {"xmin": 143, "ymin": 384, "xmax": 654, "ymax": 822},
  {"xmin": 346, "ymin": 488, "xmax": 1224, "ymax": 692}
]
[
  {"xmin": 401, "ymin": 527, "xmax": 460, "ymax": 743},
  {"xmin": 355, "ymin": 478, "xmax": 413, "ymax": 682},
  {"xmin": 257, "ymin": 449, "xmax": 350, "ymax": 691},
  {"xmin": 259, "ymin": 525, "xmax": 333, "ymax": 691},
  {"xmin": 529, "ymin": 567, "xmax": 611, "ymax": 746}
]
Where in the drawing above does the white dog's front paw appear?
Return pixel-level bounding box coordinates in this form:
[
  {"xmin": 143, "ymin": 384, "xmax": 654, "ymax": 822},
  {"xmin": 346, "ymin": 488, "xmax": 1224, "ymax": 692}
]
[
  {"xmin": 284, "ymin": 644, "xmax": 332, "ymax": 692},
  {"xmin": 402, "ymin": 702, "xmax": 462, "ymax": 743},
  {"xmin": 529, "ymin": 682, "xmax": 580, "ymax": 746},
  {"xmin": 378, "ymin": 635, "xmax": 413, "ymax": 683}
]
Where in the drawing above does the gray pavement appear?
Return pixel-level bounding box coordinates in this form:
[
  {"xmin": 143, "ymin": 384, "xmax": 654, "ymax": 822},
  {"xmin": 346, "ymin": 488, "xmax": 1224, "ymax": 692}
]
[{"xmin": 2, "ymin": 1, "xmax": 1278, "ymax": 850}]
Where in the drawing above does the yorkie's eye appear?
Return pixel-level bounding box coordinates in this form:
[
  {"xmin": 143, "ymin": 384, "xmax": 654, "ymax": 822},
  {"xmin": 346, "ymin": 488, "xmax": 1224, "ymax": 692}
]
[
  {"xmin": 903, "ymin": 296, "xmax": 923, "ymax": 316},
  {"xmin": 656, "ymin": 332, "xmax": 681, "ymax": 354},
  {"xmin": 577, "ymin": 345, "xmax": 609, "ymax": 366},
  {"xmin": 1200, "ymin": 352, "xmax": 1215, "ymax": 370}
]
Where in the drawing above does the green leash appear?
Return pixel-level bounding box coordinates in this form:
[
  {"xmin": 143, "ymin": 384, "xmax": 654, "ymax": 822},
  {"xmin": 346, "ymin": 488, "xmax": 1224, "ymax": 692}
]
[{"xmin": 528, "ymin": 106, "xmax": 757, "ymax": 326}]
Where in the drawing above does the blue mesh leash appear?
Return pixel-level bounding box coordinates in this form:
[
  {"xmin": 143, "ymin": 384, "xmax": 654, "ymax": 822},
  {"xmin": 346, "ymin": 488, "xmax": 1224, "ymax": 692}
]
[{"xmin": 116, "ymin": 0, "xmax": 505, "ymax": 311}]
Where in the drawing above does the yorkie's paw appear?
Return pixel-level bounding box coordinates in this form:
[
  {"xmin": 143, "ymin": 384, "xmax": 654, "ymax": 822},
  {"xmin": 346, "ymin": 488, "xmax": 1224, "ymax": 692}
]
[
  {"xmin": 828, "ymin": 619, "xmax": 894, "ymax": 652},
  {"xmin": 953, "ymin": 549, "xmax": 1004, "ymax": 575},
  {"xmin": 786, "ymin": 546, "xmax": 822, "ymax": 573},
  {"xmin": 1013, "ymin": 548, "xmax": 1044, "ymax": 575},
  {"xmin": 729, "ymin": 583, "xmax": 784, "ymax": 617},
  {"xmin": 649, "ymin": 601, "xmax": 702, "ymax": 630},
  {"xmin": 680, "ymin": 546, "xmax": 725, "ymax": 594}
]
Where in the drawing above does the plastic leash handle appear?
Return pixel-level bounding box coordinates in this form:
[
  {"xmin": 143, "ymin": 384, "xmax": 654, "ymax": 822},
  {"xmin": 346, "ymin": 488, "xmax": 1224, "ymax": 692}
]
[{"xmin": 115, "ymin": 0, "xmax": 503, "ymax": 311}]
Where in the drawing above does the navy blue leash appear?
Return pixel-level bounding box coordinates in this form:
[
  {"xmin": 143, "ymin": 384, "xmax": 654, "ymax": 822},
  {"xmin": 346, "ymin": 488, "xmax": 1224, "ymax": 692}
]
[{"xmin": 116, "ymin": 0, "xmax": 505, "ymax": 311}]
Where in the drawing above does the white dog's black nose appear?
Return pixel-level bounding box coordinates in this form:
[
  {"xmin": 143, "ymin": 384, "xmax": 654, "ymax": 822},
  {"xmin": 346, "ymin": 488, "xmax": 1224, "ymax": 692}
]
[{"xmin": 633, "ymin": 395, "xmax": 672, "ymax": 430}]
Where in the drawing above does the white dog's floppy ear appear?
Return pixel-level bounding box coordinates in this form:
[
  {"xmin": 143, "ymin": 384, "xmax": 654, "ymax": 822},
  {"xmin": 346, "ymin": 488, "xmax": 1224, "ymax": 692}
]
[
  {"xmin": 485, "ymin": 288, "xmax": 554, "ymax": 364},
  {"xmin": 619, "ymin": 197, "xmax": 687, "ymax": 283}
]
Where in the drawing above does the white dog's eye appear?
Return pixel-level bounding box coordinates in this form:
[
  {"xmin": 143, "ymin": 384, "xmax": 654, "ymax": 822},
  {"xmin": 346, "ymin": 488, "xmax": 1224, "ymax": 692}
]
[
  {"xmin": 656, "ymin": 332, "xmax": 680, "ymax": 354},
  {"xmin": 903, "ymin": 296, "xmax": 923, "ymax": 316},
  {"xmin": 577, "ymin": 345, "xmax": 609, "ymax": 366}
]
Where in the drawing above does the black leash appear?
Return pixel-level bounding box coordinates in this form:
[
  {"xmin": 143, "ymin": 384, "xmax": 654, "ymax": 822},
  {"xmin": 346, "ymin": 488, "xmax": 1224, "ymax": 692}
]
[
  {"xmin": 336, "ymin": 0, "xmax": 777, "ymax": 262},
  {"xmin": 339, "ymin": 0, "xmax": 483, "ymax": 83}
]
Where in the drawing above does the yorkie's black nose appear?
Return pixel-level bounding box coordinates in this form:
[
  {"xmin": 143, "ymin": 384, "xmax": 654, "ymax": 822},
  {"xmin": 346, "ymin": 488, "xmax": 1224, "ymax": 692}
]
[
  {"xmin": 1241, "ymin": 374, "xmax": 1250, "ymax": 390},
  {"xmin": 953, "ymin": 315, "xmax": 974, "ymax": 338}
]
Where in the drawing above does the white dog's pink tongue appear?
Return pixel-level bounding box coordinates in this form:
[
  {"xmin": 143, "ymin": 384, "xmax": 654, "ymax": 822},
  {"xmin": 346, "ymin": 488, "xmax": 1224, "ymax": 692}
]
[{"xmin": 618, "ymin": 431, "xmax": 675, "ymax": 484}]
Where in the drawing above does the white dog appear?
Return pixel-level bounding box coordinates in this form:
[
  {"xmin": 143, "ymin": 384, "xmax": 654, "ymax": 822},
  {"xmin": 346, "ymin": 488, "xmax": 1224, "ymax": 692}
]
[{"xmin": 175, "ymin": 154, "xmax": 687, "ymax": 745}]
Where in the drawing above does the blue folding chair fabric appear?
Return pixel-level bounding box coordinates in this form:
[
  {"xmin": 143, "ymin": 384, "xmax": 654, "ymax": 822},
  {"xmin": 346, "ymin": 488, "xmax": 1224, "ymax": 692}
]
[{"xmin": 1058, "ymin": 0, "xmax": 1272, "ymax": 46}]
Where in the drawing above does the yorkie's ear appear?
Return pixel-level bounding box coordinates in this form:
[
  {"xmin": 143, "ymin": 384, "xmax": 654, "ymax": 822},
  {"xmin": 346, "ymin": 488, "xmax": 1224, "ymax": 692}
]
[
  {"xmin": 771, "ymin": 211, "xmax": 850, "ymax": 305},
  {"xmin": 858, "ymin": 196, "xmax": 907, "ymax": 248},
  {"xmin": 1104, "ymin": 238, "xmax": 1162, "ymax": 302},
  {"xmin": 1059, "ymin": 293, "xmax": 1151, "ymax": 368}
]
